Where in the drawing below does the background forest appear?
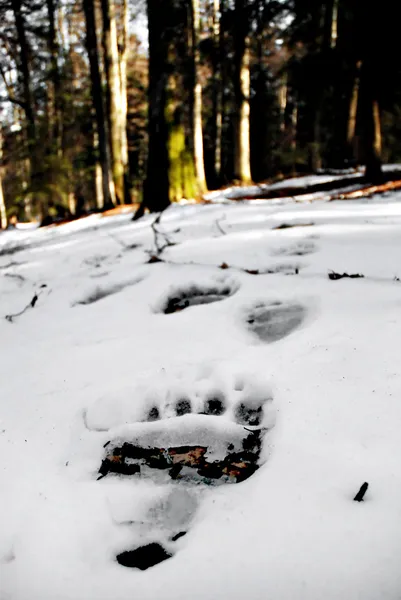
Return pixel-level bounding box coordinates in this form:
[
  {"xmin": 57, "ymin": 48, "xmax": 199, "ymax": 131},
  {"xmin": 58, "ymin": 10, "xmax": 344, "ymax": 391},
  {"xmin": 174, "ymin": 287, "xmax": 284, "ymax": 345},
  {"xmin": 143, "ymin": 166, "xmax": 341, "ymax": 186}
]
[{"xmin": 0, "ymin": 0, "xmax": 400, "ymax": 226}]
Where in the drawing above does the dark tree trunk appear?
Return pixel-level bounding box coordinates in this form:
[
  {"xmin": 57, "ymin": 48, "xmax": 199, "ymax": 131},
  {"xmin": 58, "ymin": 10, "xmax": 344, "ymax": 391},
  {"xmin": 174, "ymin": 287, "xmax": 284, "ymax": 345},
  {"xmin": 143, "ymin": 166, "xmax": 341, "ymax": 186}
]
[
  {"xmin": 83, "ymin": 0, "xmax": 115, "ymax": 207},
  {"xmin": 12, "ymin": 0, "xmax": 43, "ymax": 215},
  {"xmin": 364, "ymin": 95, "xmax": 383, "ymax": 184},
  {"xmin": 140, "ymin": 0, "xmax": 171, "ymax": 214}
]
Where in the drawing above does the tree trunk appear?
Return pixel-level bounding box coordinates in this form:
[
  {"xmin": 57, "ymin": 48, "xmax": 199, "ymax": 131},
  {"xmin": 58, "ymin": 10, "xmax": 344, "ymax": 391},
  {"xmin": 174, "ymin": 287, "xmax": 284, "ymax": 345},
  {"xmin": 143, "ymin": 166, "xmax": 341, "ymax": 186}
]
[
  {"xmin": 46, "ymin": 0, "xmax": 62, "ymax": 154},
  {"xmin": 365, "ymin": 98, "xmax": 383, "ymax": 183},
  {"xmin": 190, "ymin": 0, "xmax": 207, "ymax": 196},
  {"xmin": 141, "ymin": 0, "xmax": 171, "ymax": 214},
  {"xmin": 101, "ymin": 0, "xmax": 125, "ymax": 204},
  {"xmin": 212, "ymin": 0, "xmax": 223, "ymax": 185},
  {"xmin": 308, "ymin": 109, "xmax": 322, "ymax": 172},
  {"xmin": 330, "ymin": 0, "xmax": 339, "ymax": 48},
  {"xmin": 0, "ymin": 129, "xmax": 7, "ymax": 230},
  {"xmin": 119, "ymin": 0, "xmax": 130, "ymax": 202},
  {"xmin": 233, "ymin": 0, "xmax": 251, "ymax": 183},
  {"xmin": 347, "ymin": 60, "xmax": 362, "ymax": 165},
  {"xmin": 12, "ymin": 0, "xmax": 43, "ymax": 217},
  {"xmin": 83, "ymin": 0, "xmax": 115, "ymax": 208},
  {"xmin": 278, "ymin": 73, "xmax": 287, "ymax": 132}
]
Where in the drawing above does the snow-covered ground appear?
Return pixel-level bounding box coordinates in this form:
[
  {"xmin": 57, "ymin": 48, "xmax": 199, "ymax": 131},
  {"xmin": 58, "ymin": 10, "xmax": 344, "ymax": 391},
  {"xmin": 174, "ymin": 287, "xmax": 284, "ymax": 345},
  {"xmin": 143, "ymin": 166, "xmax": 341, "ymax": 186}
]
[{"xmin": 1, "ymin": 193, "xmax": 401, "ymax": 600}]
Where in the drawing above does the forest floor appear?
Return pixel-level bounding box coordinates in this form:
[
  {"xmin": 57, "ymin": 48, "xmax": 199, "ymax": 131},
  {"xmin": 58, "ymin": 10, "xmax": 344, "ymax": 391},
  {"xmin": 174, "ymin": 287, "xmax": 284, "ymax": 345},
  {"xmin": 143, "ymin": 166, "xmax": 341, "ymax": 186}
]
[{"xmin": 1, "ymin": 182, "xmax": 401, "ymax": 599}]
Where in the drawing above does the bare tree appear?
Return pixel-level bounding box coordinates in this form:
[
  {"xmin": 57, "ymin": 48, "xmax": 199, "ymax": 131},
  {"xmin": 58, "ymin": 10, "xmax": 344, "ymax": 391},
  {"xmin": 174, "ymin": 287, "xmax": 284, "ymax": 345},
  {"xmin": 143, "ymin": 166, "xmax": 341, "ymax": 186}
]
[
  {"xmin": 233, "ymin": 0, "xmax": 251, "ymax": 183},
  {"xmin": 0, "ymin": 127, "xmax": 7, "ymax": 229},
  {"xmin": 83, "ymin": 0, "xmax": 115, "ymax": 207},
  {"xmin": 190, "ymin": 0, "xmax": 207, "ymax": 195}
]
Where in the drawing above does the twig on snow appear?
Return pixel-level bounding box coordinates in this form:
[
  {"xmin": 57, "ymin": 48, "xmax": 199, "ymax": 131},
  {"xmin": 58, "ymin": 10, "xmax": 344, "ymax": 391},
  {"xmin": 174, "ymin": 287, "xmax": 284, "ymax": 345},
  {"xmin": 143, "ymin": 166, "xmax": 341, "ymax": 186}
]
[
  {"xmin": 215, "ymin": 216, "xmax": 227, "ymax": 235},
  {"xmin": 328, "ymin": 270, "xmax": 364, "ymax": 281},
  {"xmin": 5, "ymin": 284, "xmax": 47, "ymax": 322},
  {"xmin": 354, "ymin": 482, "xmax": 369, "ymax": 502},
  {"xmin": 147, "ymin": 208, "xmax": 176, "ymax": 259}
]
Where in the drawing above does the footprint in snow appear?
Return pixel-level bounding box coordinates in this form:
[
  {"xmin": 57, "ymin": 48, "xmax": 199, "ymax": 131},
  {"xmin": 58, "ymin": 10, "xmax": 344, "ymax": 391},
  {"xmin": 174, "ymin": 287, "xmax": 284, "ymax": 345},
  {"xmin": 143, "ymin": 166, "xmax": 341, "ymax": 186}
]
[
  {"xmin": 156, "ymin": 277, "xmax": 239, "ymax": 314},
  {"xmin": 271, "ymin": 240, "xmax": 317, "ymax": 257},
  {"xmin": 92, "ymin": 370, "xmax": 275, "ymax": 570},
  {"xmin": 246, "ymin": 300, "xmax": 307, "ymax": 343}
]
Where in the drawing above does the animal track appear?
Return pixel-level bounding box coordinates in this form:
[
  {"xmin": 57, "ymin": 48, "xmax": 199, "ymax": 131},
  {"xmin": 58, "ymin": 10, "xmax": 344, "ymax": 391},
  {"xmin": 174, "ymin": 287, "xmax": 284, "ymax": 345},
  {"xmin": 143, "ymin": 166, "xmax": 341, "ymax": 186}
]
[
  {"xmin": 246, "ymin": 300, "xmax": 306, "ymax": 342},
  {"xmin": 99, "ymin": 411, "xmax": 267, "ymax": 486},
  {"xmin": 73, "ymin": 275, "xmax": 144, "ymax": 306},
  {"xmin": 116, "ymin": 543, "xmax": 172, "ymax": 570},
  {"xmin": 158, "ymin": 279, "xmax": 238, "ymax": 314},
  {"xmin": 272, "ymin": 240, "xmax": 317, "ymax": 257},
  {"xmin": 86, "ymin": 367, "xmax": 274, "ymax": 570}
]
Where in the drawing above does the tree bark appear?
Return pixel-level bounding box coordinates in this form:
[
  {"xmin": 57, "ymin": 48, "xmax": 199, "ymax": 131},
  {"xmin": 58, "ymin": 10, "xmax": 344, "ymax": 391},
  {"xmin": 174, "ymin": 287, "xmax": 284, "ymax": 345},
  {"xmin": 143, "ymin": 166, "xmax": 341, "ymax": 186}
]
[
  {"xmin": 212, "ymin": 0, "xmax": 223, "ymax": 185},
  {"xmin": 83, "ymin": 0, "xmax": 115, "ymax": 208},
  {"xmin": 347, "ymin": 60, "xmax": 362, "ymax": 164},
  {"xmin": 11, "ymin": 0, "xmax": 43, "ymax": 216},
  {"xmin": 233, "ymin": 0, "xmax": 251, "ymax": 183},
  {"xmin": 141, "ymin": 0, "xmax": 170, "ymax": 214},
  {"xmin": 0, "ymin": 129, "xmax": 7, "ymax": 229},
  {"xmin": 101, "ymin": 0, "xmax": 125, "ymax": 204},
  {"xmin": 190, "ymin": 0, "xmax": 207, "ymax": 196},
  {"xmin": 46, "ymin": 0, "xmax": 62, "ymax": 154},
  {"xmin": 365, "ymin": 98, "xmax": 383, "ymax": 183},
  {"xmin": 119, "ymin": 0, "xmax": 129, "ymax": 202}
]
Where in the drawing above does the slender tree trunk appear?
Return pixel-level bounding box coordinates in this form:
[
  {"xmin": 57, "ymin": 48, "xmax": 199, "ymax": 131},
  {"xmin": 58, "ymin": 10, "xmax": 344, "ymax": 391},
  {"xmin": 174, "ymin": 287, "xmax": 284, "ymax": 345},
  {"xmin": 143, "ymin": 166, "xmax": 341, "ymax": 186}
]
[
  {"xmin": 83, "ymin": 0, "xmax": 115, "ymax": 207},
  {"xmin": 46, "ymin": 0, "xmax": 62, "ymax": 154},
  {"xmin": 119, "ymin": 0, "xmax": 129, "ymax": 202},
  {"xmin": 331, "ymin": 0, "xmax": 339, "ymax": 48},
  {"xmin": 140, "ymin": 0, "xmax": 170, "ymax": 214},
  {"xmin": 93, "ymin": 131, "xmax": 104, "ymax": 209},
  {"xmin": 347, "ymin": 61, "xmax": 362, "ymax": 164},
  {"xmin": 212, "ymin": 0, "xmax": 223, "ymax": 185},
  {"xmin": 101, "ymin": 0, "xmax": 125, "ymax": 204},
  {"xmin": 290, "ymin": 99, "xmax": 298, "ymax": 174},
  {"xmin": 278, "ymin": 73, "xmax": 287, "ymax": 132},
  {"xmin": 12, "ymin": 0, "xmax": 43, "ymax": 216},
  {"xmin": 365, "ymin": 98, "xmax": 383, "ymax": 183},
  {"xmin": 0, "ymin": 129, "xmax": 7, "ymax": 230},
  {"xmin": 359, "ymin": 59, "xmax": 383, "ymax": 184},
  {"xmin": 233, "ymin": 0, "xmax": 251, "ymax": 183},
  {"xmin": 191, "ymin": 0, "xmax": 207, "ymax": 195},
  {"xmin": 308, "ymin": 109, "xmax": 322, "ymax": 172}
]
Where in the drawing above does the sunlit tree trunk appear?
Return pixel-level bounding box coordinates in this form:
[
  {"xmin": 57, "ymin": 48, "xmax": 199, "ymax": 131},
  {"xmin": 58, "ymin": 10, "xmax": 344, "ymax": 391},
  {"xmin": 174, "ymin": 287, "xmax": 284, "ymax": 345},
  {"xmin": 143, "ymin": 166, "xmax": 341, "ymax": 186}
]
[
  {"xmin": 278, "ymin": 73, "xmax": 287, "ymax": 132},
  {"xmin": 119, "ymin": 0, "xmax": 129, "ymax": 201},
  {"xmin": 0, "ymin": 129, "xmax": 7, "ymax": 229},
  {"xmin": 191, "ymin": 0, "xmax": 207, "ymax": 195},
  {"xmin": 83, "ymin": 0, "xmax": 115, "ymax": 207},
  {"xmin": 101, "ymin": 0, "xmax": 125, "ymax": 204},
  {"xmin": 233, "ymin": 0, "xmax": 251, "ymax": 183}
]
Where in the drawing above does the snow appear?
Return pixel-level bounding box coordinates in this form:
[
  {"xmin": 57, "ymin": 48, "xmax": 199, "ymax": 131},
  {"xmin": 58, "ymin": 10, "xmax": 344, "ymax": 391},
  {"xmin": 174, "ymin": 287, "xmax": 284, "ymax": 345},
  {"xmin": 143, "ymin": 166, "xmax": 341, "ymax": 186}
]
[{"xmin": 1, "ymin": 192, "xmax": 401, "ymax": 599}]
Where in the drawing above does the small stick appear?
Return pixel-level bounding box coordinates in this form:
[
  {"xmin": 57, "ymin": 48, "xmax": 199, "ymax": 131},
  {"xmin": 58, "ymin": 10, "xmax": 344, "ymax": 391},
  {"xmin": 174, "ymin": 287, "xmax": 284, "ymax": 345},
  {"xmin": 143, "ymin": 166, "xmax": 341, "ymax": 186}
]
[{"xmin": 354, "ymin": 482, "xmax": 369, "ymax": 502}]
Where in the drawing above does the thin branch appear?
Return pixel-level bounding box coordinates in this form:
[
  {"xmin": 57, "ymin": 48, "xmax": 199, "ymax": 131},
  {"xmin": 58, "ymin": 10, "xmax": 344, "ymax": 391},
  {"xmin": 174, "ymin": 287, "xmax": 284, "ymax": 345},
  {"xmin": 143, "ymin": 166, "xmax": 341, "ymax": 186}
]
[
  {"xmin": 5, "ymin": 284, "xmax": 47, "ymax": 322},
  {"xmin": 149, "ymin": 208, "xmax": 176, "ymax": 256},
  {"xmin": 215, "ymin": 216, "xmax": 227, "ymax": 235}
]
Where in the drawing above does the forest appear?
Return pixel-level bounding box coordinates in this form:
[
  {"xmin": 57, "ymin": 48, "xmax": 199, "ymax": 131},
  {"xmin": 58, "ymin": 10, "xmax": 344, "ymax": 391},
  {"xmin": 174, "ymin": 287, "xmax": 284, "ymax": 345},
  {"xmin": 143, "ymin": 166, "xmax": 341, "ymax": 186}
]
[{"xmin": 0, "ymin": 0, "xmax": 400, "ymax": 227}]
